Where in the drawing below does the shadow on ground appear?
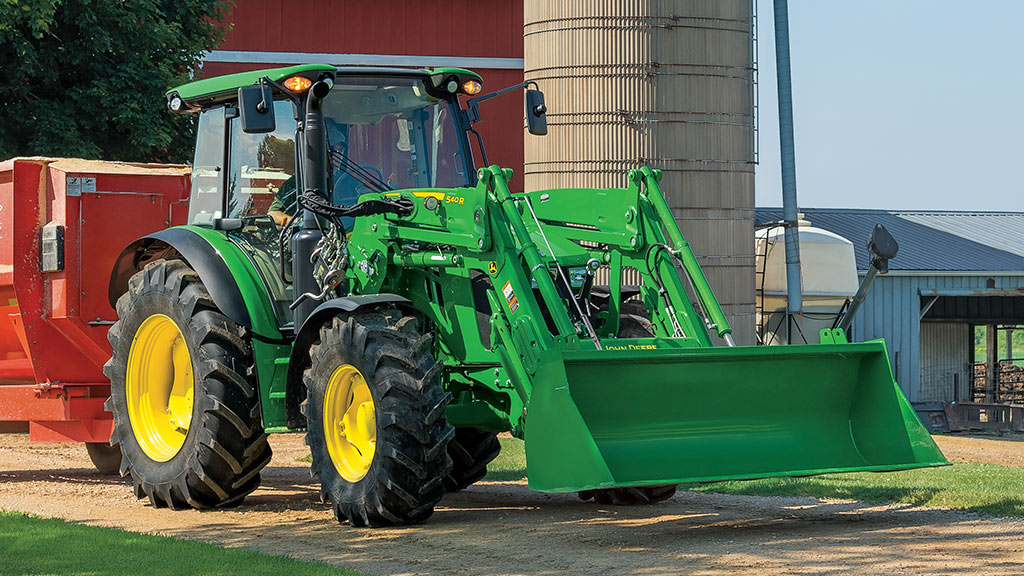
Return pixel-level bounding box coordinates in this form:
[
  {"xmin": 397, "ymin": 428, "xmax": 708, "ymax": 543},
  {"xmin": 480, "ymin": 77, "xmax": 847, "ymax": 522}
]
[
  {"xmin": 4, "ymin": 439, "xmax": 1024, "ymax": 576},
  {"xmin": 159, "ymin": 479, "xmax": 1024, "ymax": 576}
]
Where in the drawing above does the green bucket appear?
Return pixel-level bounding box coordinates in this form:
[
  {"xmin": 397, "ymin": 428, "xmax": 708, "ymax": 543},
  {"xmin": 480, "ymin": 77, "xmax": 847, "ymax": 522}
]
[{"xmin": 524, "ymin": 340, "xmax": 948, "ymax": 493}]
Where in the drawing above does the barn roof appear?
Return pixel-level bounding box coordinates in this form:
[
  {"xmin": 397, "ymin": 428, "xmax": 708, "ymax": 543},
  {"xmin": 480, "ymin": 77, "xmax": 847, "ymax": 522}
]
[{"xmin": 755, "ymin": 208, "xmax": 1024, "ymax": 273}]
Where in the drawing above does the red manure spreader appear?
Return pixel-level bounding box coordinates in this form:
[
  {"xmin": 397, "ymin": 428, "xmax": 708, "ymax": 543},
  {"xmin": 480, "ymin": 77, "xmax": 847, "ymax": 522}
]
[{"xmin": 0, "ymin": 158, "xmax": 189, "ymax": 472}]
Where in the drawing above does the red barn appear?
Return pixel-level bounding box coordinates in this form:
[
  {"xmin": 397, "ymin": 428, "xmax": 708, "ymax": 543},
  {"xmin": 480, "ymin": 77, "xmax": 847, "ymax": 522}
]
[{"xmin": 202, "ymin": 0, "xmax": 525, "ymax": 190}]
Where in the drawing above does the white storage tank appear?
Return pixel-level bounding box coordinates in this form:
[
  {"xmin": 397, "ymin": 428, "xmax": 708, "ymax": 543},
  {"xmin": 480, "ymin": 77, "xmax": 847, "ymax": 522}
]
[{"xmin": 756, "ymin": 214, "xmax": 858, "ymax": 344}]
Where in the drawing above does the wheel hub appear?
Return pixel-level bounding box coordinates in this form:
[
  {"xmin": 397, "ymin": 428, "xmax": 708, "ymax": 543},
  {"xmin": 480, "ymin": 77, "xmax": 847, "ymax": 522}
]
[
  {"xmin": 125, "ymin": 314, "xmax": 194, "ymax": 462},
  {"xmin": 323, "ymin": 364, "xmax": 376, "ymax": 482}
]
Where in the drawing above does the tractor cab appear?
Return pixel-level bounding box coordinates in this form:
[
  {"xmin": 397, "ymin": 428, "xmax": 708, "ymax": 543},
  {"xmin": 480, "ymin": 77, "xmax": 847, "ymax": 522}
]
[{"xmin": 166, "ymin": 65, "xmax": 483, "ymax": 328}]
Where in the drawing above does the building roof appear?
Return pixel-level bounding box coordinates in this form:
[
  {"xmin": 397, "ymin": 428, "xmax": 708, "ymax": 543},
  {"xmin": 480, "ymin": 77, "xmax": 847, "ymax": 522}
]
[{"xmin": 755, "ymin": 208, "xmax": 1024, "ymax": 273}]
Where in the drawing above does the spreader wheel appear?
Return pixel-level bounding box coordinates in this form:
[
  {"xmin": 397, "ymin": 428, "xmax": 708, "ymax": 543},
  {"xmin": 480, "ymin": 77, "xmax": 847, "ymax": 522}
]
[{"xmin": 85, "ymin": 442, "xmax": 122, "ymax": 475}]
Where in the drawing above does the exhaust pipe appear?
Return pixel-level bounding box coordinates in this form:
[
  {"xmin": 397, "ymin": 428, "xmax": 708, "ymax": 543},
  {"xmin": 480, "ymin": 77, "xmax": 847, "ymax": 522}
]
[{"xmin": 292, "ymin": 78, "xmax": 334, "ymax": 328}]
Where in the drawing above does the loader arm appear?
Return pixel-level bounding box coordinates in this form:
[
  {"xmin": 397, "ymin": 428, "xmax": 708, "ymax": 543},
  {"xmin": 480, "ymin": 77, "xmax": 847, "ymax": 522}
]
[
  {"xmin": 347, "ymin": 166, "xmax": 718, "ymax": 421},
  {"xmin": 341, "ymin": 164, "xmax": 947, "ymax": 494}
]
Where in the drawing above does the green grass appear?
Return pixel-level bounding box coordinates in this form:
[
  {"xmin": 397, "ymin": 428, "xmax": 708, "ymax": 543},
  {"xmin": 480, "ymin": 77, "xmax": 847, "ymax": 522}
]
[
  {"xmin": 481, "ymin": 436, "xmax": 1024, "ymax": 517},
  {"xmin": 689, "ymin": 462, "xmax": 1024, "ymax": 517},
  {"xmin": 484, "ymin": 436, "xmax": 527, "ymax": 481},
  {"xmin": 0, "ymin": 511, "xmax": 369, "ymax": 576}
]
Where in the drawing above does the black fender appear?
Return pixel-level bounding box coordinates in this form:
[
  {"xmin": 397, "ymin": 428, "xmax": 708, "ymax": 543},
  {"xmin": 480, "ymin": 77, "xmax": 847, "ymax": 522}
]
[
  {"xmin": 284, "ymin": 294, "xmax": 411, "ymax": 428},
  {"xmin": 108, "ymin": 228, "xmax": 252, "ymax": 328}
]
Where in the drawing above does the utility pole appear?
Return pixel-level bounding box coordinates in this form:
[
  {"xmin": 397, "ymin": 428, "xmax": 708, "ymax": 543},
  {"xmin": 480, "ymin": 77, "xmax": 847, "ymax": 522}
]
[{"xmin": 773, "ymin": 0, "xmax": 803, "ymax": 343}]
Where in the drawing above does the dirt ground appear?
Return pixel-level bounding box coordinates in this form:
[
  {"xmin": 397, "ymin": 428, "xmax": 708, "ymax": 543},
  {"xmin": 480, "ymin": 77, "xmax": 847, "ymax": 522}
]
[
  {"xmin": 933, "ymin": 433, "xmax": 1024, "ymax": 467},
  {"xmin": 2, "ymin": 433, "xmax": 1023, "ymax": 576}
]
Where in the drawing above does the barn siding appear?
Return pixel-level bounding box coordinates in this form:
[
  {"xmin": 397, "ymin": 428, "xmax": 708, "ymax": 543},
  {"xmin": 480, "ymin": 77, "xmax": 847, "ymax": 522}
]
[
  {"xmin": 222, "ymin": 0, "xmax": 524, "ymax": 58},
  {"xmin": 851, "ymin": 274, "xmax": 1024, "ymax": 400}
]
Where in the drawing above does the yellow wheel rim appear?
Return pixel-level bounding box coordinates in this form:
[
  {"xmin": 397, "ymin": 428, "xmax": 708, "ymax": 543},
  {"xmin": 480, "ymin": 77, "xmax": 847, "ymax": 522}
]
[
  {"xmin": 323, "ymin": 364, "xmax": 376, "ymax": 482},
  {"xmin": 126, "ymin": 314, "xmax": 194, "ymax": 462}
]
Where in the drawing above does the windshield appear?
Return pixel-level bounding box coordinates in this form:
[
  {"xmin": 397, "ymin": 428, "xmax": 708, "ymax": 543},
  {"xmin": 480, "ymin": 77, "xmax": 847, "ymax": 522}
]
[{"xmin": 321, "ymin": 75, "xmax": 471, "ymax": 208}]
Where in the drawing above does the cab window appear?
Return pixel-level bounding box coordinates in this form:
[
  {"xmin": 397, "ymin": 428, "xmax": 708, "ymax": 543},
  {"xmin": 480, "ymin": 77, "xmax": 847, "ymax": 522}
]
[
  {"xmin": 187, "ymin": 108, "xmax": 226, "ymax": 225},
  {"xmin": 224, "ymin": 99, "xmax": 298, "ymax": 328},
  {"xmin": 227, "ymin": 100, "xmax": 298, "ymax": 220}
]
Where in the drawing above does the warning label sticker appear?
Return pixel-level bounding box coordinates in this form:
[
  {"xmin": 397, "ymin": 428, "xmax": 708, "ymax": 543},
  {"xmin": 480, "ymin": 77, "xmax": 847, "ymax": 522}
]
[{"xmin": 502, "ymin": 281, "xmax": 519, "ymax": 313}]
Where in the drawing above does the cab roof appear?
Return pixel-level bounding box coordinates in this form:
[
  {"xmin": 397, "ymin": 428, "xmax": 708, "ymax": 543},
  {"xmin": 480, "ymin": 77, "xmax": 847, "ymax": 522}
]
[{"xmin": 167, "ymin": 64, "xmax": 482, "ymax": 113}]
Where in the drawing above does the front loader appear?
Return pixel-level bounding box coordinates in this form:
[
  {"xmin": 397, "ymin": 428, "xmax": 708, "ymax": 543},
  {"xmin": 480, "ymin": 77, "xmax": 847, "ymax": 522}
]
[{"xmin": 105, "ymin": 64, "xmax": 946, "ymax": 526}]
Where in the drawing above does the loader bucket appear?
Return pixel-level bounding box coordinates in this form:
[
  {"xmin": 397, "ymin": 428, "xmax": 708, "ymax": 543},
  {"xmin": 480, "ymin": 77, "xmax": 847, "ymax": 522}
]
[{"xmin": 524, "ymin": 340, "xmax": 947, "ymax": 493}]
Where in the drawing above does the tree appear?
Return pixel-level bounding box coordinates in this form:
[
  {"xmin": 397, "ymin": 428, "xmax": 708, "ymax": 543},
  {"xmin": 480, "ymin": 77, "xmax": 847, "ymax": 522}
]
[{"xmin": 0, "ymin": 0, "xmax": 231, "ymax": 163}]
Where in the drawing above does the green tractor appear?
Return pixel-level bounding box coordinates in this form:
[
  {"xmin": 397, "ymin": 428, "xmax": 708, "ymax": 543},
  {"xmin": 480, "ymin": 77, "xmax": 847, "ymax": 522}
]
[{"xmin": 104, "ymin": 64, "xmax": 945, "ymax": 527}]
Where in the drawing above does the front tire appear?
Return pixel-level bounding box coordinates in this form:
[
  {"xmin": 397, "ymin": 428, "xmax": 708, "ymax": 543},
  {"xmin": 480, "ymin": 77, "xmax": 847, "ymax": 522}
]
[
  {"xmin": 304, "ymin": 310, "xmax": 453, "ymax": 527},
  {"xmin": 104, "ymin": 259, "xmax": 272, "ymax": 509}
]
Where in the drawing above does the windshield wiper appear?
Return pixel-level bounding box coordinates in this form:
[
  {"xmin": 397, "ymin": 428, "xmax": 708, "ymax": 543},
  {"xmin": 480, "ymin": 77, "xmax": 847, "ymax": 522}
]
[{"xmin": 328, "ymin": 149, "xmax": 393, "ymax": 194}]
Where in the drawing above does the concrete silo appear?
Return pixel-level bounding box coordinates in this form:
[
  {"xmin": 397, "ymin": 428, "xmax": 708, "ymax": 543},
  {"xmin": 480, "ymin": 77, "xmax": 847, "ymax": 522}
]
[{"xmin": 524, "ymin": 0, "xmax": 757, "ymax": 344}]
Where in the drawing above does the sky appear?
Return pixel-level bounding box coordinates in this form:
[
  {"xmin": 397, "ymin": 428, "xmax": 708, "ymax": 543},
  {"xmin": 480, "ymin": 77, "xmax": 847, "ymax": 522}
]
[{"xmin": 755, "ymin": 0, "xmax": 1023, "ymax": 211}]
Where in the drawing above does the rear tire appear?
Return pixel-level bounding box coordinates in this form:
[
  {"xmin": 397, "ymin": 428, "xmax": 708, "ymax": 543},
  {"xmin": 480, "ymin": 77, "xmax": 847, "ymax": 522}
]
[
  {"xmin": 303, "ymin": 310, "xmax": 453, "ymax": 527},
  {"xmin": 617, "ymin": 300, "xmax": 655, "ymax": 338},
  {"xmin": 85, "ymin": 442, "xmax": 121, "ymax": 475},
  {"xmin": 104, "ymin": 259, "xmax": 272, "ymax": 509},
  {"xmin": 579, "ymin": 302, "xmax": 677, "ymax": 505},
  {"xmin": 444, "ymin": 427, "xmax": 501, "ymax": 492}
]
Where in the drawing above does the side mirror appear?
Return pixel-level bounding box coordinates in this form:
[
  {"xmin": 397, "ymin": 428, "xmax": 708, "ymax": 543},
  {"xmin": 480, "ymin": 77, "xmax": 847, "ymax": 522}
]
[
  {"xmin": 238, "ymin": 83, "xmax": 276, "ymax": 134},
  {"xmin": 525, "ymin": 89, "xmax": 547, "ymax": 136}
]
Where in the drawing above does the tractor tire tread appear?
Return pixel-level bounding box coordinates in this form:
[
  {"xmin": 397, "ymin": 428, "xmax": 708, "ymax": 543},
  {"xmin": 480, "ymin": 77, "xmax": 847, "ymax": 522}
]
[
  {"xmin": 444, "ymin": 427, "xmax": 501, "ymax": 493},
  {"xmin": 578, "ymin": 484, "xmax": 677, "ymax": 505},
  {"xmin": 304, "ymin": 310, "xmax": 453, "ymax": 527},
  {"xmin": 104, "ymin": 259, "xmax": 271, "ymax": 510}
]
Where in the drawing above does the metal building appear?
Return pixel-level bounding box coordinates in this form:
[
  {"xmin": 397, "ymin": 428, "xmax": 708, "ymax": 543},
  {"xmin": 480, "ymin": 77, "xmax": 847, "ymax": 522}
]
[
  {"xmin": 757, "ymin": 208, "xmax": 1024, "ymax": 425},
  {"xmin": 523, "ymin": 0, "xmax": 759, "ymax": 344}
]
